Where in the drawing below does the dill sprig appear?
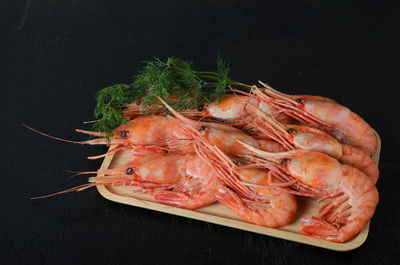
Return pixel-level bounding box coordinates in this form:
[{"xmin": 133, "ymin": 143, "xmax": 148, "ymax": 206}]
[
  {"xmin": 133, "ymin": 57, "xmax": 207, "ymax": 111},
  {"xmin": 92, "ymin": 57, "xmax": 242, "ymax": 137},
  {"xmin": 92, "ymin": 84, "xmax": 135, "ymax": 138}
]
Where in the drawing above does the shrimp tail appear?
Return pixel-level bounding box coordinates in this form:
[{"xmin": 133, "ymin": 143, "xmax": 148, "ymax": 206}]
[
  {"xmin": 215, "ymin": 186, "xmax": 296, "ymax": 228},
  {"xmin": 154, "ymin": 191, "xmax": 189, "ymax": 206},
  {"xmin": 300, "ymin": 216, "xmax": 340, "ymax": 238},
  {"xmin": 215, "ymin": 186, "xmax": 262, "ymax": 223}
]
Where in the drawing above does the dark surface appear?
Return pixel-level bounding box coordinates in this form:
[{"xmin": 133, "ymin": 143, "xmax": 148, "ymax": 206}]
[{"xmin": 1, "ymin": 0, "xmax": 399, "ymax": 264}]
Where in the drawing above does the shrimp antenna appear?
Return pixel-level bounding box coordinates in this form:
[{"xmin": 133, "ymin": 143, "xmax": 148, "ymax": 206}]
[
  {"xmin": 65, "ymin": 170, "xmax": 98, "ymax": 180},
  {"xmin": 82, "ymin": 119, "xmax": 100, "ymax": 124},
  {"xmin": 22, "ymin": 124, "xmax": 86, "ymax": 144},
  {"xmin": 30, "ymin": 183, "xmax": 95, "ymax": 199},
  {"xmin": 154, "ymin": 95, "xmax": 199, "ymax": 126}
]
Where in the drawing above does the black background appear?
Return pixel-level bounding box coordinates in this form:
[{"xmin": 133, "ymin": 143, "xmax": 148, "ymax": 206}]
[{"xmin": 1, "ymin": 0, "xmax": 399, "ymax": 264}]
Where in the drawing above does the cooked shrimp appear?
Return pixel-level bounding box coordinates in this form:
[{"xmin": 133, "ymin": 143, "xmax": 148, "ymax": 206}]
[
  {"xmin": 76, "ymin": 115, "xmax": 176, "ymax": 146},
  {"xmin": 300, "ymin": 164, "xmax": 378, "ymax": 242},
  {"xmin": 23, "ymin": 116, "xmax": 175, "ymax": 148},
  {"xmin": 96, "ymin": 152, "xmax": 219, "ymax": 210},
  {"xmin": 122, "ymin": 93, "xmax": 292, "ymax": 125},
  {"xmin": 153, "ymin": 154, "xmax": 220, "ymax": 209},
  {"xmin": 215, "ymin": 185, "xmax": 296, "ymax": 227},
  {"xmin": 219, "ymin": 167, "xmax": 297, "ymax": 228},
  {"xmin": 97, "ymin": 153, "xmax": 187, "ymax": 184},
  {"xmin": 251, "ymin": 111, "xmax": 379, "ymax": 183},
  {"xmin": 193, "ymin": 140, "xmax": 297, "ymax": 227},
  {"xmin": 239, "ymin": 143, "xmax": 379, "ymax": 242},
  {"xmin": 23, "ymin": 116, "xmax": 189, "ymax": 158},
  {"xmin": 66, "ymin": 153, "xmax": 189, "ymax": 194},
  {"xmin": 195, "ymin": 94, "xmax": 292, "ymax": 124},
  {"xmin": 35, "ymin": 151, "xmax": 219, "ymax": 211},
  {"xmin": 30, "ymin": 152, "xmax": 187, "ymax": 199},
  {"xmin": 253, "ymin": 82, "xmax": 378, "ymax": 155},
  {"xmin": 156, "ymin": 95, "xmax": 285, "ymax": 156}
]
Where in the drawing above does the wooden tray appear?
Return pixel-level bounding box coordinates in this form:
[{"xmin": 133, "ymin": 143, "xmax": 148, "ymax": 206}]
[{"xmin": 96, "ymin": 133, "xmax": 381, "ymax": 251}]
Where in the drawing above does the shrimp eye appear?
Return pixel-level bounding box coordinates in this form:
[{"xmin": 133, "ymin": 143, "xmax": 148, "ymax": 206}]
[
  {"xmin": 126, "ymin": 167, "xmax": 134, "ymax": 175},
  {"xmin": 197, "ymin": 105, "xmax": 204, "ymax": 111},
  {"xmin": 233, "ymin": 159, "xmax": 240, "ymax": 165},
  {"xmin": 287, "ymin": 128, "xmax": 297, "ymax": 134},
  {"xmin": 136, "ymin": 100, "xmax": 141, "ymax": 105},
  {"xmin": 120, "ymin": 130, "xmax": 128, "ymax": 137},
  {"xmin": 199, "ymin": 125, "xmax": 208, "ymax": 132},
  {"xmin": 296, "ymin": 98, "xmax": 303, "ymax": 103},
  {"xmin": 280, "ymin": 158, "xmax": 289, "ymax": 165}
]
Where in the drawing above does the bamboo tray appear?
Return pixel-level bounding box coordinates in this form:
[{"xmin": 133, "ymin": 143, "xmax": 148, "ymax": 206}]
[{"xmin": 96, "ymin": 132, "xmax": 381, "ymax": 251}]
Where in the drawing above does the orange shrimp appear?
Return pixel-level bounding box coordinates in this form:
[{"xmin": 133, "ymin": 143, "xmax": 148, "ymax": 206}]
[
  {"xmin": 31, "ymin": 152, "xmax": 187, "ymax": 199},
  {"xmin": 92, "ymin": 152, "xmax": 219, "ymax": 210},
  {"xmin": 76, "ymin": 115, "xmax": 176, "ymax": 147},
  {"xmin": 215, "ymin": 185, "xmax": 296, "ymax": 228},
  {"xmin": 216, "ymin": 167, "xmax": 297, "ymax": 228},
  {"xmin": 23, "ymin": 116, "xmax": 188, "ymax": 158},
  {"xmin": 35, "ymin": 152, "xmax": 219, "ymax": 211},
  {"xmin": 103, "ymin": 151, "xmax": 222, "ymax": 210},
  {"xmin": 196, "ymin": 94, "xmax": 292, "ymax": 124},
  {"xmin": 38, "ymin": 153, "xmax": 186, "ymax": 199},
  {"xmin": 239, "ymin": 143, "xmax": 379, "ymax": 242},
  {"xmin": 96, "ymin": 153, "xmax": 188, "ymax": 184},
  {"xmin": 253, "ymin": 82, "xmax": 378, "ymax": 155},
  {"xmin": 156, "ymin": 95, "xmax": 284, "ymax": 156},
  {"xmin": 193, "ymin": 140, "xmax": 297, "ymax": 227},
  {"xmin": 122, "ymin": 93, "xmax": 292, "ymax": 125},
  {"xmin": 251, "ymin": 111, "xmax": 379, "ymax": 183},
  {"xmin": 153, "ymin": 153, "xmax": 220, "ymax": 209}
]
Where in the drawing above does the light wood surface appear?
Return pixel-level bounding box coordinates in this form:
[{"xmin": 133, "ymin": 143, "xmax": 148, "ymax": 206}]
[{"xmin": 96, "ymin": 132, "xmax": 381, "ymax": 251}]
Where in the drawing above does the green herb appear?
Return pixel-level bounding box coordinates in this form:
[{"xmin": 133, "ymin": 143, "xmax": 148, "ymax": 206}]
[
  {"xmin": 92, "ymin": 84, "xmax": 133, "ymax": 138},
  {"xmin": 92, "ymin": 57, "xmax": 247, "ymax": 137},
  {"xmin": 133, "ymin": 57, "xmax": 206, "ymax": 111}
]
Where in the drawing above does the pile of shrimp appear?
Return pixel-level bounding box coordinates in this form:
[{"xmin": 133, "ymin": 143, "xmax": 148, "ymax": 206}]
[{"xmin": 25, "ymin": 81, "xmax": 379, "ymax": 243}]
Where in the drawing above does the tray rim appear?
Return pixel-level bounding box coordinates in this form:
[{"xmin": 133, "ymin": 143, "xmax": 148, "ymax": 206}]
[{"xmin": 96, "ymin": 131, "xmax": 381, "ymax": 251}]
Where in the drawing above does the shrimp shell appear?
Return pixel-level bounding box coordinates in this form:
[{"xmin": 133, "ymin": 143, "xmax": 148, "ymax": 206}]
[
  {"xmin": 249, "ymin": 110, "xmax": 379, "ymax": 183},
  {"xmin": 301, "ymin": 165, "xmax": 379, "ymax": 242},
  {"xmin": 238, "ymin": 144, "xmax": 379, "ymax": 242},
  {"xmin": 254, "ymin": 82, "xmax": 378, "ymax": 155}
]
